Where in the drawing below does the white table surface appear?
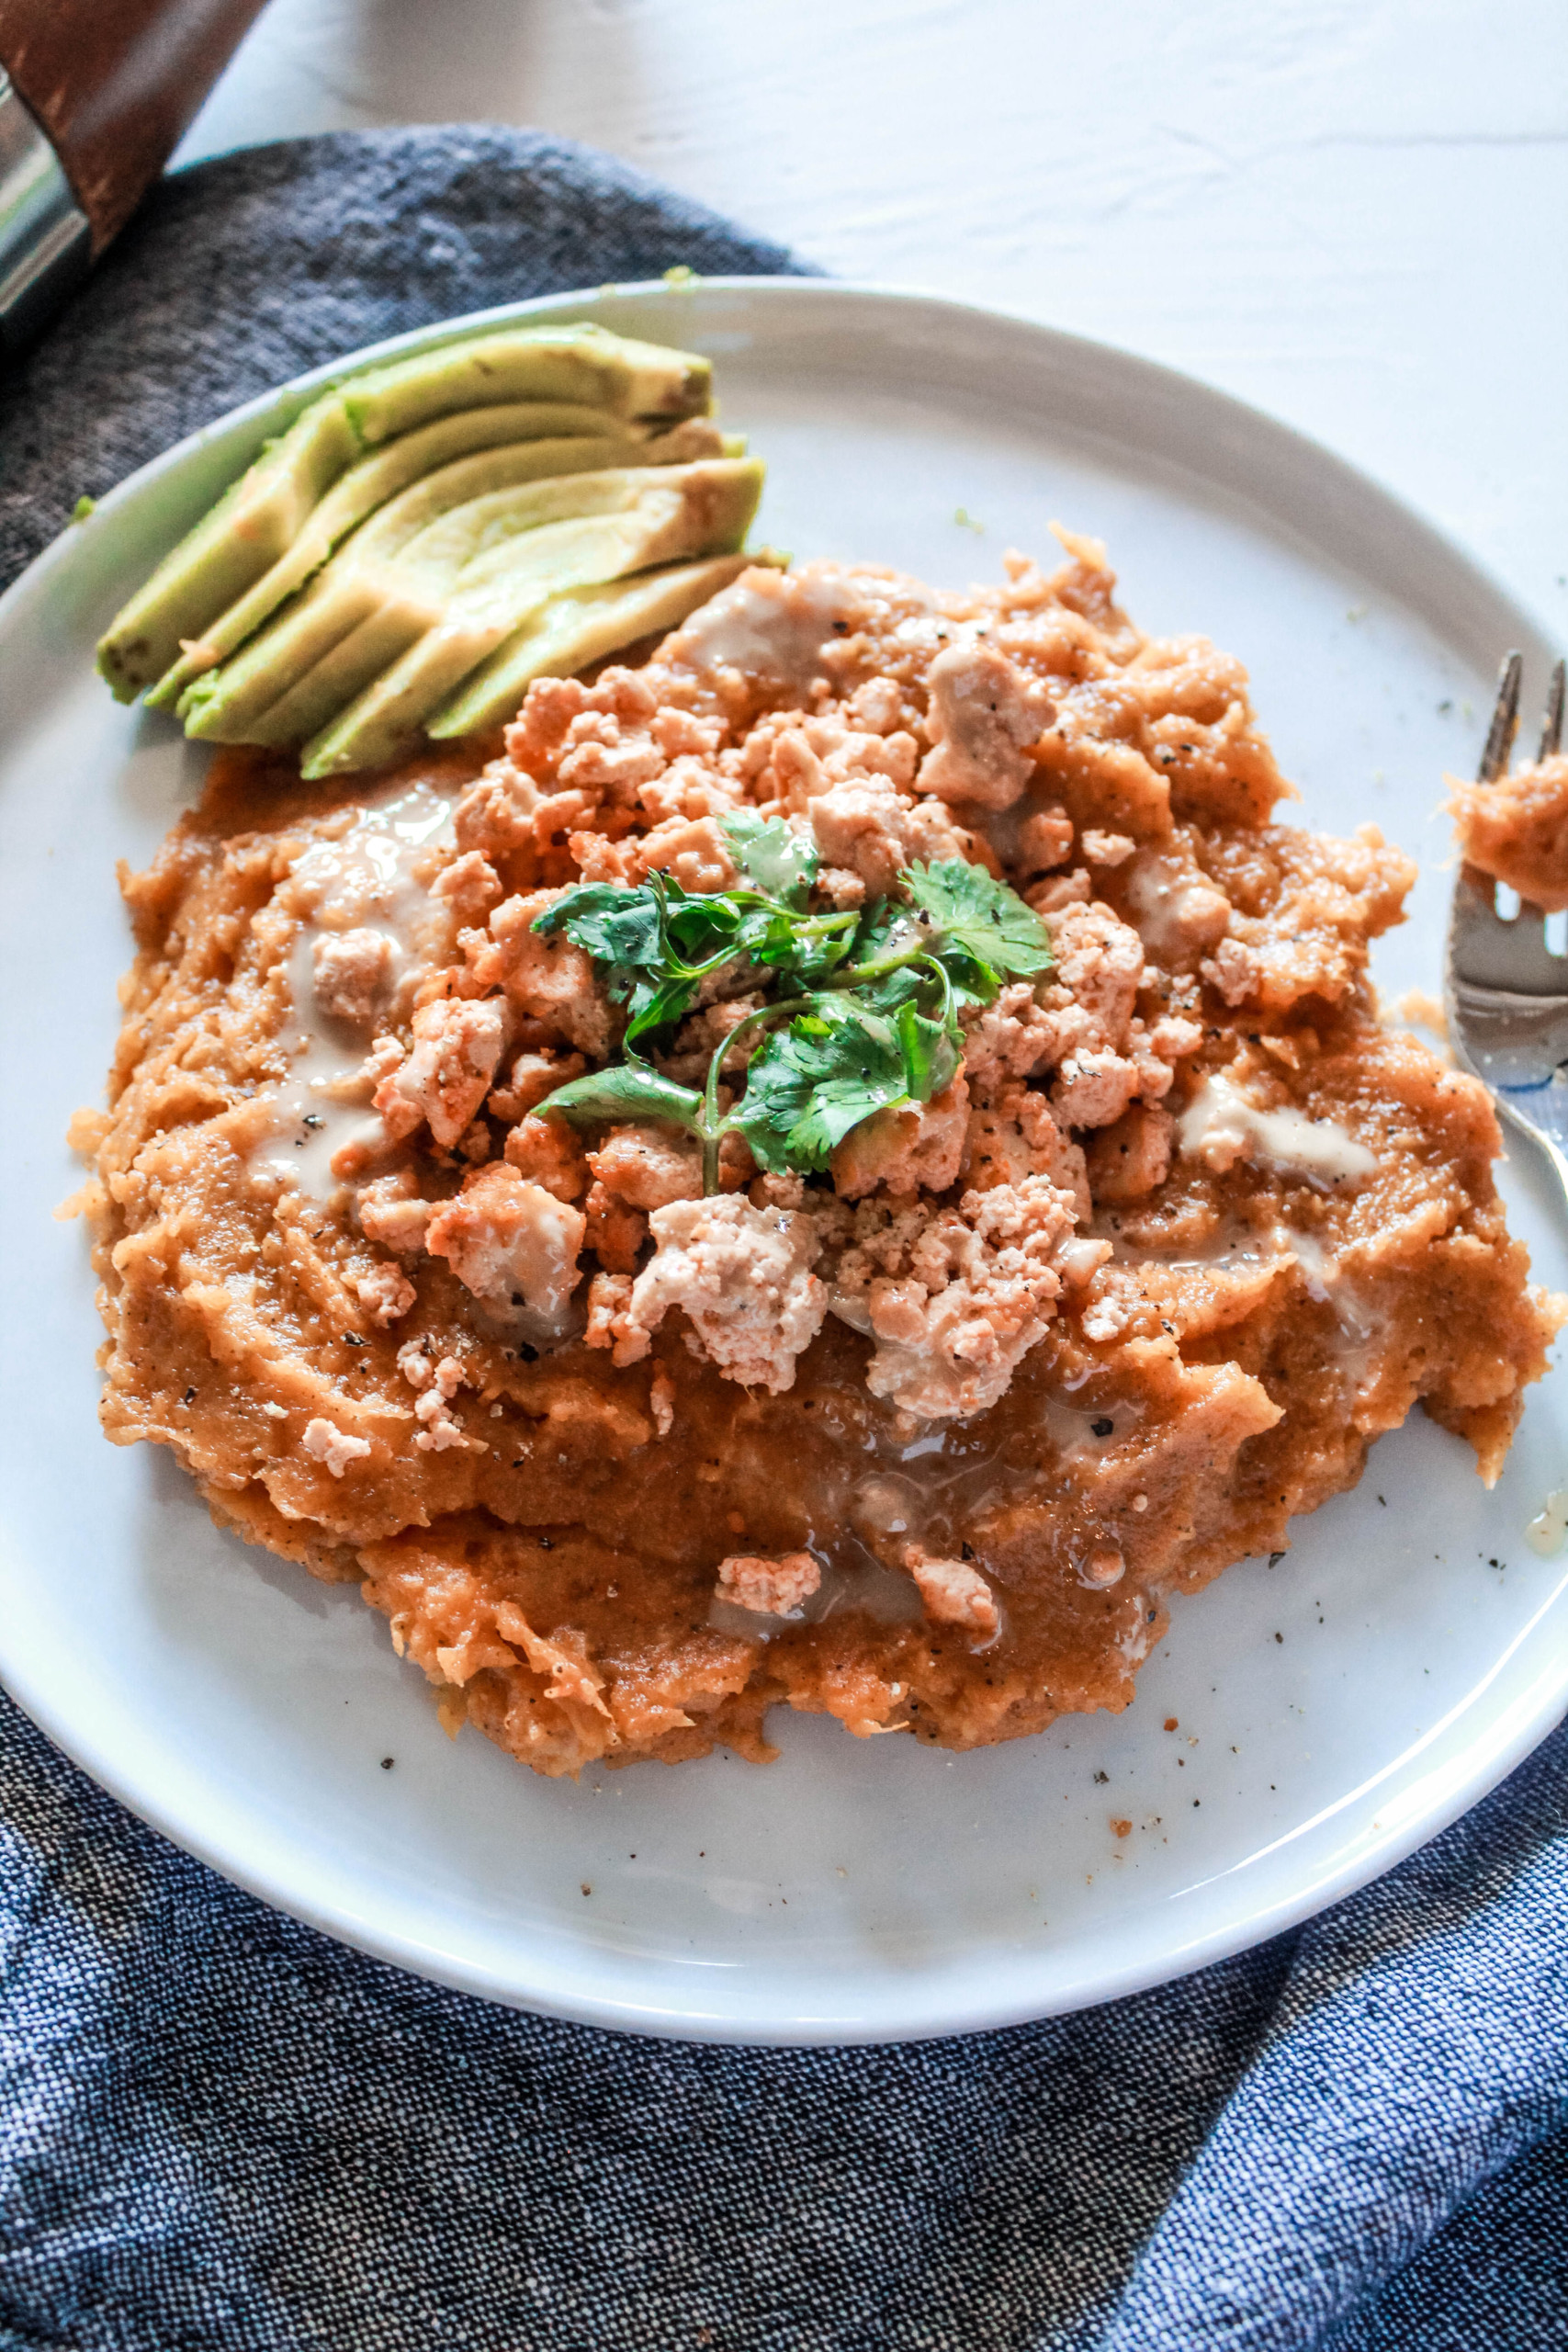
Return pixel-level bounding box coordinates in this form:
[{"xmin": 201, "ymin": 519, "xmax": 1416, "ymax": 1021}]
[{"xmin": 173, "ymin": 0, "xmax": 1568, "ymax": 637}]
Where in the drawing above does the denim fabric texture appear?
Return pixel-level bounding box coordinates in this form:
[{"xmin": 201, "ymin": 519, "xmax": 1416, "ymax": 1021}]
[{"xmin": 2, "ymin": 127, "xmax": 1566, "ymax": 2352}]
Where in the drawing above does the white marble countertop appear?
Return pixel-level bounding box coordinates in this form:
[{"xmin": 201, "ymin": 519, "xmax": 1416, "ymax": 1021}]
[{"xmin": 175, "ymin": 0, "xmax": 1566, "ymax": 628}]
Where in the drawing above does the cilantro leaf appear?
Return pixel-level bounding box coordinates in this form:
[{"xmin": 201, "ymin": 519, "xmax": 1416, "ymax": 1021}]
[
  {"xmin": 735, "ymin": 993, "xmax": 956, "ymax": 1173},
  {"xmin": 738, "ymin": 1002, "xmax": 908, "ymax": 1172},
  {"xmin": 740, "ymin": 901, "xmax": 823, "ymax": 975},
  {"xmin": 623, "ymin": 972, "xmax": 705, "ymax": 1051},
  {"xmin": 891, "ymin": 997, "xmax": 961, "ymax": 1100},
  {"xmin": 721, "ymin": 809, "xmax": 818, "ymax": 900},
  {"xmin": 534, "ymin": 880, "xmax": 665, "ymax": 973},
  {"xmin": 530, "ymin": 848, "xmax": 1049, "ymax": 1187},
  {"xmin": 757, "ymin": 915, "xmax": 857, "ymax": 989},
  {"xmin": 536, "ymin": 877, "xmax": 761, "ymax": 1051},
  {"xmin": 662, "ymin": 887, "xmax": 746, "ymax": 962},
  {"xmin": 902, "ymin": 860, "xmax": 1053, "ymax": 984},
  {"xmin": 536, "ymin": 1063, "xmax": 705, "ymax": 1132}
]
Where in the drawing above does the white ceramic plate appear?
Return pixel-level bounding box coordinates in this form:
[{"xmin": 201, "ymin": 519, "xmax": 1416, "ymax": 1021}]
[{"xmin": 3, "ymin": 281, "xmax": 1565, "ymax": 2046}]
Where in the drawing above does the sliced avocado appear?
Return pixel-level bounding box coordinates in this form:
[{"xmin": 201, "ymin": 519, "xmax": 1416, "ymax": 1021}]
[
  {"xmin": 428, "ymin": 554, "xmax": 750, "ymax": 740},
  {"xmin": 299, "ymin": 459, "xmax": 762, "ymax": 776},
  {"xmin": 179, "ymin": 574, "xmax": 390, "ymax": 741},
  {"xmin": 240, "ymin": 601, "xmax": 449, "ymax": 748},
  {"xmin": 98, "ymin": 325, "xmax": 711, "ymax": 704},
  {"xmin": 176, "ymin": 441, "xmax": 690, "ymax": 744},
  {"xmin": 438, "ymin": 454, "xmax": 761, "ymax": 594},
  {"xmin": 342, "ymin": 323, "xmax": 712, "ymax": 446},
  {"xmin": 96, "ymin": 394, "xmax": 360, "ymax": 700},
  {"xmin": 143, "ymin": 403, "xmax": 694, "ymax": 713}
]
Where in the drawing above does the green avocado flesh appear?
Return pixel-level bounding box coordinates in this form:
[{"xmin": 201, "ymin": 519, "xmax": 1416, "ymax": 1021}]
[
  {"xmin": 141, "ymin": 402, "xmax": 696, "ymax": 714},
  {"xmin": 340, "ymin": 323, "xmax": 712, "ymax": 445},
  {"xmin": 96, "ymin": 323, "xmax": 720, "ymax": 708},
  {"xmin": 96, "ymin": 398, "xmax": 360, "ymax": 700},
  {"xmin": 157, "ymin": 418, "xmax": 725, "ymax": 720},
  {"xmin": 180, "ymin": 453, "xmax": 760, "ymax": 751}
]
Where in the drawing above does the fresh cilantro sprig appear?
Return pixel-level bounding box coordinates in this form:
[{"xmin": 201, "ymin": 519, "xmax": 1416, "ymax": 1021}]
[
  {"xmin": 735, "ymin": 991, "xmax": 962, "ymax": 1174},
  {"xmin": 530, "ymin": 813, "xmax": 852, "ymax": 1051},
  {"xmin": 532, "ymin": 816, "xmax": 1052, "ymax": 1189}
]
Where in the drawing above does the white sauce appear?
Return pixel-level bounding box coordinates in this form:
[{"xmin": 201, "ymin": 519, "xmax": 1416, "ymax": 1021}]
[
  {"xmin": 251, "ymin": 781, "xmax": 457, "ymax": 1206},
  {"xmin": 1098, "ymin": 1212, "xmax": 1274, "ymax": 1275},
  {"xmin": 1118, "ymin": 1612, "xmax": 1158, "ymax": 1668},
  {"xmin": 1526, "ymin": 1489, "xmax": 1568, "ymax": 1558},
  {"xmin": 1283, "ymin": 1226, "xmax": 1334, "ymax": 1302},
  {"xmin": 1179, "ymin": 1074, "xmax": 1376, "ymax": 1188},
  {"xmin": 1263, "ymin": 1220, "xmax": 1389, "ymax": 1397},
  {"xmin": 670, "ymin": 568, "xmax": 861, "ymax": 694},
  {"xmin": 1122, "ymin": 851, "xmax": 1226, "ymax": 963}
]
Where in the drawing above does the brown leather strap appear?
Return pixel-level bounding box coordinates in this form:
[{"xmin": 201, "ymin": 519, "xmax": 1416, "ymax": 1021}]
[{"xmin": 0, "ymin": 0, "xmax": 269, "ymax": 253}]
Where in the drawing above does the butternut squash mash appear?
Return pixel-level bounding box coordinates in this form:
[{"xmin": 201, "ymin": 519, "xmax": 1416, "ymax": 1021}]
[{"xmin": 73, "ymin": 535, "xmax": 1564, "ymax": 1776}]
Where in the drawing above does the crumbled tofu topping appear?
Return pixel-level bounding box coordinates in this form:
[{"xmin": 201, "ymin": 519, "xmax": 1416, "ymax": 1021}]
[
  {"xmin": 261, "ymin": 558, "xmax": 1425, "ymax": 1432},
  {"xmin": 425, "ymin": 1165, "xmax": 585, "ymax": 1323},
  {"xmin": 312, "ymin": 927, "xmax": 394, "ymax": 1024},
  {"xmin": 373, "ymin": 997, "xmax": 506, "ymax": 1150},
  {"xmin": 716, "ymin": 1550, "xmax": 821, "ymax": 1616},
  {"xmin": 611, "ymin": 1196, "xmax": 828, "ymax": 1394},
  {"xmin": 902, "ymin": 1544, "xmax": 999, "ymax": 1634},
  {"xmin": 301, "ymin": 1418, "xmax": 372, "ymax": 1478}
]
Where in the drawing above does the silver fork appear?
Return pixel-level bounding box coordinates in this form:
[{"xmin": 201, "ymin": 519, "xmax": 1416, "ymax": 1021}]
[{"xmin": 1446, "ymin": 650, "xmax": 1568, "ymax": 1194}]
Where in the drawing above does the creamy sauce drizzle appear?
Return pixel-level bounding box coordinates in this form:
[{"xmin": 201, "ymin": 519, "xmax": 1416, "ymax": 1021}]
[
  {"xmin": 670, "ymin": 569, "xmax": 862, "ymax": 695},
  {"xmin": 1179, "ymin": 1074, "xmax": 1377, "ymax": 1187},
  {"xmin": 251, "ymin": 780, "xmax": 457, "ymax": 1206},
  {"xmin": 1098, "ymin": 1211, "xmax": 1275, "ymax": 1274},
  {"xmin": 1526, "ymin": 1489, "xmax": 1568, "ymax": 1558},
  {"xmin": 1259, "ymin": 1224, "xmax": 1387, "ymax": 1399}
]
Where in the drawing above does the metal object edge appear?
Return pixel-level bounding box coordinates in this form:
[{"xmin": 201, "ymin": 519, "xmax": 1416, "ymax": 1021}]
[{"xmin": 0, "ymin": 66, "xmax": 90, "ymax": 352}]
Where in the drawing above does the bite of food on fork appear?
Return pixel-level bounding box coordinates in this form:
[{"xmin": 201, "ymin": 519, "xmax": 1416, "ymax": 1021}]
[
  {"xmin": 1446, "ymin": 651, "xmax": 1568, "ymax": 1193},
  {"xmin": 1449, "ymin": 651, "xmax": 1568, "ymax": 911}
]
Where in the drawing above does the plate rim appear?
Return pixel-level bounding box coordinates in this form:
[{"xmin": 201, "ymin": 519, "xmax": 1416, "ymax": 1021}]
[{"xmin": 3, "ymin": 277, "xmax": 1564, "ymax": 2045}]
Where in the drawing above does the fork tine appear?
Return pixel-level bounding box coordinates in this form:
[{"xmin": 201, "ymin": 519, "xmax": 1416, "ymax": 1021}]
[
  {"xmin": 1540, "ymin": 657, "xmax": 1566, "ymax": 761},
  {"xmin": 1478, "ymin": 650, "xmax": 1523, "ymax": 783}
]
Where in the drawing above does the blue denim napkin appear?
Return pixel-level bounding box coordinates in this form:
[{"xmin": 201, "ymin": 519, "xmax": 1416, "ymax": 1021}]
[{"xmin": 3, "ymin": 126, "xmax": 1565, "ymax": 2352}]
